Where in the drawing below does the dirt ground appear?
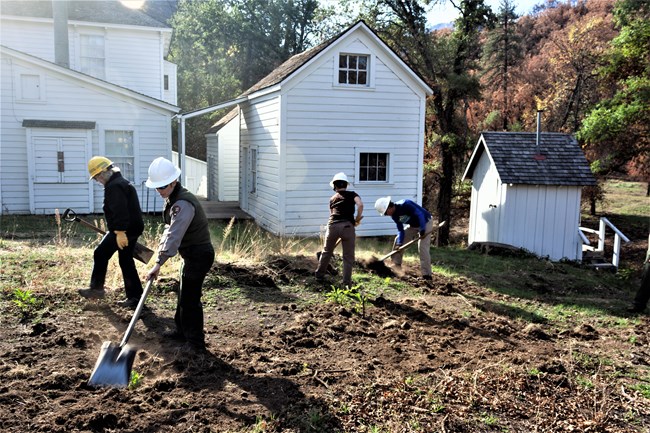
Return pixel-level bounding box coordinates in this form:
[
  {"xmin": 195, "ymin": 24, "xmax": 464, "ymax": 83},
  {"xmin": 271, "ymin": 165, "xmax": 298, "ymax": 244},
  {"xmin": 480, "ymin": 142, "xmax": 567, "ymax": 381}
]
[{"xmin": 1, "ymin": 217, "xmax": 649, "ymax": 432}]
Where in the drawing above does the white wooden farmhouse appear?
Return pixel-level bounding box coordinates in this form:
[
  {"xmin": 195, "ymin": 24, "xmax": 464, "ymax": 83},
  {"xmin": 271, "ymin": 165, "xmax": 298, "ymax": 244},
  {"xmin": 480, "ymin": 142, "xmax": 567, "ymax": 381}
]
[
  {"xmin": 0, "ymin": 0, "xmax": 179, "ymax": 215},
  {"xmin": 203, "ymin": 21, "xmax": 433, "ymax": 237},
  {"xmin": 462, "ymin": 132, "xmax": 596, "ymax": 261}
]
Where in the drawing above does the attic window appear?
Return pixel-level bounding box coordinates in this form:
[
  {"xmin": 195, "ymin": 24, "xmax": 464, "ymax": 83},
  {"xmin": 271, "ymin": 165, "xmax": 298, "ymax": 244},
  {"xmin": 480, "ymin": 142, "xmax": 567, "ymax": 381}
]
[
  {"xmin": 79, "ymin": 34, "xmax": 105, "ymax": 79},
  {"xmin": 338, "ymin": 54, "xmax": 368, "ymax": 85}
]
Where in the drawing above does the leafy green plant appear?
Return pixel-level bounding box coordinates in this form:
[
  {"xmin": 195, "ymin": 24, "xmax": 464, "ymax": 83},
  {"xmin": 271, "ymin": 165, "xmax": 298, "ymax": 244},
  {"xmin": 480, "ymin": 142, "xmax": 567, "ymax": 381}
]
[
  {"xmin": 481, "ymin": 412, "xmax": 499, "ymax": 427},
  {"xmin": 129, "ymin": 370, "xmax": 143, "ymax": 389},
  {"xmin": 12, "ymin": 288, "xmax": 41, "ymax": 321},
  {"xmin": 630, "ymin": 382, "xmax": 650, "ymax": 399},
  {"xmin": 324, "ymin": 284, "xmax": 370, "ymax": 317}
]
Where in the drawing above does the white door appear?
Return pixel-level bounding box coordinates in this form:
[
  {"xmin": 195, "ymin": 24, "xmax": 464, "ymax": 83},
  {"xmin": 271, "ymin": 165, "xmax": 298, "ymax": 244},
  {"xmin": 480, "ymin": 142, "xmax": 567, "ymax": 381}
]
[
  {"xmin": 472, "ymin": 155, "xmax": 501, "ymax": 243},
  {"xmin": 28, "ymin": 130, "xmax": 92, "ymax": 214}
]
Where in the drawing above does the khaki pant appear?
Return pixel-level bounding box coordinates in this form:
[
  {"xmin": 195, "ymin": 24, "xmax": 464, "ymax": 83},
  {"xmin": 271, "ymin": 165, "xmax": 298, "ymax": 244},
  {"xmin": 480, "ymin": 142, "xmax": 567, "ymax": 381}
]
[
  {"xmin": 316, "ymin": 221, "xmax": 355, "ymax": 287},
  {"xmin": 391, "ymin": 218, "xmax": 434, "ymax": 277}
]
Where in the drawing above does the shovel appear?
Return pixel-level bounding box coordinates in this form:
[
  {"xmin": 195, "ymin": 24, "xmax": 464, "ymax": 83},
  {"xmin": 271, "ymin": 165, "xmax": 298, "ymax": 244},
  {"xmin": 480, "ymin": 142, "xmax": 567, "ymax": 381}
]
[
  {"xmin": 88, "ymin": 278, "xmax": 153, "ymax": 388},
  {"xmin": 63, "ymin": 208, "xmax": 154, "ymax": 264}
]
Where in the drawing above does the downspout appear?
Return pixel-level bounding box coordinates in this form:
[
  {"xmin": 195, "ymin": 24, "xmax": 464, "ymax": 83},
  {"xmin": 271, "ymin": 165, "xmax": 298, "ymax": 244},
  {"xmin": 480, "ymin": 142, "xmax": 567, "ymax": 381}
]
[{"xmin": 178, "ymin": 116, "xmax": 185, "ymax": 180}]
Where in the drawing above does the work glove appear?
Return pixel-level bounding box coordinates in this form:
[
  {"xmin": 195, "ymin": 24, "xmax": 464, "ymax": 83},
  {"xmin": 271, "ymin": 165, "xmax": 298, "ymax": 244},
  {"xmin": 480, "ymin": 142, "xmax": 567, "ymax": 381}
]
[{"xmin": 114, "ymin": 230, "xmax": 128, "ymax": 250}]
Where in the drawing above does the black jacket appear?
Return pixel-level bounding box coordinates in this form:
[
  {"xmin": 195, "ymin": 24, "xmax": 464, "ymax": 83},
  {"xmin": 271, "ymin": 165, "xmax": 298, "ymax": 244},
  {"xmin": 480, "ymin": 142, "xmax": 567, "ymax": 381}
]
[{"xmin": 103, "ymin": 171, "xmax": 144, "ymax": 236}]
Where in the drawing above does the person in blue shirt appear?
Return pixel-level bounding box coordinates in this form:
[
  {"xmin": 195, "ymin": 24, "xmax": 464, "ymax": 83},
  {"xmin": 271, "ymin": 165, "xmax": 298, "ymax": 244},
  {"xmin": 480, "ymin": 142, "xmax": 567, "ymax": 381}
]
[{"xmin": 375, "ymin": 196, "xmax": 433, "ymax": 280}]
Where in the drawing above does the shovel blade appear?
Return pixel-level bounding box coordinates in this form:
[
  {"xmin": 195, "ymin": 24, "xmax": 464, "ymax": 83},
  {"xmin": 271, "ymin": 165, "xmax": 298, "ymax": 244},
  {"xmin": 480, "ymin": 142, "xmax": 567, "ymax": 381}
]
[{"xmin": 88, "ymin": 341, "xmax": 136, "ymax": 388}]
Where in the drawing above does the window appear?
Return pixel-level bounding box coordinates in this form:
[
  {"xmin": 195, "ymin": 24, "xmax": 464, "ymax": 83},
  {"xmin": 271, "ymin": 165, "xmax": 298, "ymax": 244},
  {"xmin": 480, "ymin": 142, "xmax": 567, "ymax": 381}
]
[
  {"xmin": 105, "ymin": 130, "xmax": 134, "ymax": 181},
  {"xmin": 249, "ymin": 148, "xmax": 257, "ymax": 194},
  {"xmin": 80, "ymin": 34, "xmax": 105, "ymax": 79},
  {"xmin": 359, "ymin": 152, "xmax": 389, "ymax": 182},
  {"xmin": 338, "ymin": 54, "xmax": 368, "ymax": 85},
  {"xmin": 164, "ymin": 75, "xmax": 169, "ymax": 90}
]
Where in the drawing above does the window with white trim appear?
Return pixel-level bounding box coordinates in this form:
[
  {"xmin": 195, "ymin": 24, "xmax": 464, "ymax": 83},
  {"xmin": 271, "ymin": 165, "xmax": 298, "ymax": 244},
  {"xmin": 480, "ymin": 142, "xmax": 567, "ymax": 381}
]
[
  {"xmin": 359, "ymin": 152, "xmax": 389, "ymax": 182},
  {"xmin": 105, "ymin": 130, "xmax": 135, "ymax": 182},
  {"xmin": 338, "ymin": 54, "xmax": 368, "ymax": 85},
  {"xmin": 80, "ymin": 34, "xmax": 105, "ymax": 79}
]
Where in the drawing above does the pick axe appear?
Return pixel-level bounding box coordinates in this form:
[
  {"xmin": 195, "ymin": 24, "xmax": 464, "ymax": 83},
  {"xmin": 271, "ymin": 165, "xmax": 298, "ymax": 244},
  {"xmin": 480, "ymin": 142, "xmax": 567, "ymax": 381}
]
[{"xmin": 63, "ymin": 208, "xmax": 154, "ymax": 264}]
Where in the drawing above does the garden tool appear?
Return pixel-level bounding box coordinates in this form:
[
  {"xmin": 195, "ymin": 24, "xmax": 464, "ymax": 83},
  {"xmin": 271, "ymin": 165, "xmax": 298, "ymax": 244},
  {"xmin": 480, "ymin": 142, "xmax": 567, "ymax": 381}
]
[
  {"xmin": 377, "ymin": 220, "xmax": 447, "ymax": 262},
  {"xmin": 88, "ymin": 278, "xmax": 153, "ymax": 388},
  {"xmin": 63, "ymin": 208, "xmax": 154, "ymax": 264}
]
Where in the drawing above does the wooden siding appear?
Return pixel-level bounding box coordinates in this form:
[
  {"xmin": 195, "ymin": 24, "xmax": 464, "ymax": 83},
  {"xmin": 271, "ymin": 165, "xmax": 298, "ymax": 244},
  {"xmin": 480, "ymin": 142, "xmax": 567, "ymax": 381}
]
[
  {"xmin": 0, "ymin": 18, "xmax": 173, "ymax": 103},
  {"xmin": 281, "ymin": 45, "xmax": 424, "ymax": 236},
  {"xmin": 0, "ymin": 54, "xmax": 173, "ymax": 215},
  {"xmin": 468, "ymin": 152, "xmax": 584, "ymax": 261},
  {"xmin": 206, "ymin": 114, "xmax": 240, "ymax": 201},
  {"xmin": 240, "ymin": 97, "xmax": 281, "ymax": 234}
]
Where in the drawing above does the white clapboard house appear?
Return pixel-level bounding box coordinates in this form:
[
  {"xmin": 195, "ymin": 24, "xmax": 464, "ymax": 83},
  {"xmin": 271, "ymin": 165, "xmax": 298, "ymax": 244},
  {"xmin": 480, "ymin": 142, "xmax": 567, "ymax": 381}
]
[
  {"xmin": 203, "ymin": 21, "xmax": 433, "ymax": 236},
  {"xmin": 0, "ymin": 0, "xmax": 179, "ymax": 215},
  {"xmin": 462, "ymin": 131, "xmax": 596, "ymax": 261}
]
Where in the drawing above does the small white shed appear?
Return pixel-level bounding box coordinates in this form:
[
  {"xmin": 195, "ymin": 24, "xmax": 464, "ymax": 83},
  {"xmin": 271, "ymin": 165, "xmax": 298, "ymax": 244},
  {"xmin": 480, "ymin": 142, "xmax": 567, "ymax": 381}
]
[{"xmin": 462, "ymin": 132, "xmax": 596, "ymax": 261}]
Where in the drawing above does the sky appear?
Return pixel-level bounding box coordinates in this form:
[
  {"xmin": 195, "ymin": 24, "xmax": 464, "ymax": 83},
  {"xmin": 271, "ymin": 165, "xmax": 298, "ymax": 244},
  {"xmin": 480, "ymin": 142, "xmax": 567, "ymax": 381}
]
[
  {"xmin": 426, "ymin": 0, "xmax": 543, "ymax": 26},
  {"xmin": 319, "ymin": 0, "xmax": 545, "ymax": 27}
]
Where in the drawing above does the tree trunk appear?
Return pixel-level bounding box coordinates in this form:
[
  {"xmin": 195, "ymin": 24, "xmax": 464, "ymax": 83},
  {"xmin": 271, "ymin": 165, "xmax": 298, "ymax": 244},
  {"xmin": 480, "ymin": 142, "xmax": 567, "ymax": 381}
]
[{"xmin": 436, "ymin": 145, "xmax": 454, "ymax": 246}]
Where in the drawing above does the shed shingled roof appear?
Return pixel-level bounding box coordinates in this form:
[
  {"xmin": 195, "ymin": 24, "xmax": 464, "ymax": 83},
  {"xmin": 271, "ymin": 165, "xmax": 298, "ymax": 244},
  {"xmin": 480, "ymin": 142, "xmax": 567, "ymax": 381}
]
[
  {"xmin": 464, "ymin": 132, "xmax": 596, "ymax": 186},
  {"xmin": 0, "ymin": 0, "xmax": 169, "ymax": 28}
]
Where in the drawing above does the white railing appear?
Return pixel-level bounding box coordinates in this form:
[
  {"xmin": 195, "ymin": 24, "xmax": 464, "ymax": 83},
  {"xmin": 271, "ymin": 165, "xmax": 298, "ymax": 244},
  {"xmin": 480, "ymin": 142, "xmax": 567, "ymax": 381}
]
[
  {"xmin": 580, "ymin": 217, "xmax": 631, "ymax": 269},
  {"xmin": 172, "ymin": 151, "xmax": 207, "ymax": 197}
]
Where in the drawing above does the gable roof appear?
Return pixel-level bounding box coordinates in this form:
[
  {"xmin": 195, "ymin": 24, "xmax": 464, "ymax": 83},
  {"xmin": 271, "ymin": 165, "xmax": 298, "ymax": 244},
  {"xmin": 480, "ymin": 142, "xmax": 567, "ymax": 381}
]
[
  {"xmin": 463, "ymin": 132, "xmax": 596, "ymax": 186},
  {"xmin": 239, "ymin": 20, "xmax": 433, "ymax": 99},
  {"xmin": 0, "ymin": 0, "xmax": 169, "ymax": 28},
  {"xmin": 1, "ymin": 45, "xmax": 179, "ymax": 113},
  {"xmin": 206, "ymin": 107, "xmax": 238, "ymax": 134}
]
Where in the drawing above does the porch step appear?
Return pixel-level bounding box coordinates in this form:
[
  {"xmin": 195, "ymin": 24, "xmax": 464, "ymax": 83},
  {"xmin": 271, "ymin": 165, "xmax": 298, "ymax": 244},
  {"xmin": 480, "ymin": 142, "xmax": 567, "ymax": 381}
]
[{"xmin": 198, "ymin": 200, "xmax": 252, "ymax": 220}]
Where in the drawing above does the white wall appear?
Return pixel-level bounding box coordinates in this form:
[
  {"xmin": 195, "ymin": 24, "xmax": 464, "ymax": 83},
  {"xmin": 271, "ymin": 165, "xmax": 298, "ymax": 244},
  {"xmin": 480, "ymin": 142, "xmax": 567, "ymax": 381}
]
[
  {"xmin": 468, "ymin": 151, "xmax": 584, "ymax": 261},
  {"xmin": 0, "ymin": 17, "xmax": 175, "ymax": 104},
  {"xmin": 205, "ymin": 114, "xmax": 240, "ymax": 201},
  {"xmin": 240, "ymin": 96, "xmax": 281, "ymax": 234},
  {"xmin": 0, "ymin": 52, "xmax": 173, "ymax": 215},
  {"xmin": 280, "ymin": 35, "xmax": 427, "ymax": 237}
]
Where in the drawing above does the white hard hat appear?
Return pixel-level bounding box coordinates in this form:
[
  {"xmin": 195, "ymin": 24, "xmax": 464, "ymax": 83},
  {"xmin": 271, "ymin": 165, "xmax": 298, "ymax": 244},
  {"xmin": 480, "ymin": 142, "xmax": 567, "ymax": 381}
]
[
  {"xmin": 146, "ymin": 157, "xmax": 181, "ymax": 188},
  {"xmin": 329, "ymin": 172, "xmax": 351, "ymax": 188},
  {"xmin": 374, "ymin": 196, "xmax": 391, "ymax": 215}
]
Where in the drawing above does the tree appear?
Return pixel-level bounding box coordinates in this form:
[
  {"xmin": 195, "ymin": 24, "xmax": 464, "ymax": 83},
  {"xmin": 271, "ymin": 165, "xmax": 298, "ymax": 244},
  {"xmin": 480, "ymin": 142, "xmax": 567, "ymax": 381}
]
[
  {"xmin": 371, "ymin": 0, "xmax": 493, "ymax": 245},
  {"xmin": 169, "ymin": 0, "xmax": 320, "ymax": 159},
  {"xmin": 578, "ymin": 0, "xmax": 650, "ymax": 193},
  {"xmin": 481, "ymin": 0, "xmax": 522, "ymax": 130}
]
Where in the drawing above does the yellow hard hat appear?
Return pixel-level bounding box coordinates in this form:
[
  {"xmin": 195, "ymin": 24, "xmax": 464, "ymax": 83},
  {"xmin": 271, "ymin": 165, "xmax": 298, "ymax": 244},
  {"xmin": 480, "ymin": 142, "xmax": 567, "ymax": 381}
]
[{"xmin": 87, "ymin": 156, "xmax": 113, "ymax": 179}]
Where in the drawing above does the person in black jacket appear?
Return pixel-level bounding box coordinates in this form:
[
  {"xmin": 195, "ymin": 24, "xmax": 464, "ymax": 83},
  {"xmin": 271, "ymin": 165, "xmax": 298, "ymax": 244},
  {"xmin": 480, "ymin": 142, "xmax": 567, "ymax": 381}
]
[{"xmin": 78, "ymin": 156, "xmax": 144, "ymax": 309}]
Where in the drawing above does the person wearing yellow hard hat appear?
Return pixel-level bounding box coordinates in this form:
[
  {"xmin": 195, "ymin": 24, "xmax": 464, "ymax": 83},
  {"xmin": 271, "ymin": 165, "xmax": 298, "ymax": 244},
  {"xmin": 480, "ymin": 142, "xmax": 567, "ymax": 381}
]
[
  {"xmin": 78, "ymin": 156, "xmax": 145, "ymax": 308},
  {"xmin": 375, "ymin": 196, "xmax": 433, "ymax": 280},
  {"xmin": 144, "ymin": 157, "xmax": 214, "ymax": 355},
  {"xmin": 315, "ymin": 172, "xmax": 363, "ymax": 289}
]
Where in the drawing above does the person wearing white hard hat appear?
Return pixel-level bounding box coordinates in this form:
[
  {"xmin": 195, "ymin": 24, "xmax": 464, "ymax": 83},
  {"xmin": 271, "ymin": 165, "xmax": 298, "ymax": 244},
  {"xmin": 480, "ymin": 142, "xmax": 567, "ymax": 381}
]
[
  {"xmin": 315, "ymin": 172, "xmax": 364, "ymax": 288},
  {"xmin": 375, "ymin": 196, "xmax": 433, "ymax": 280},
  {"xmin": 145, "ymin": 157, "xmax": 214, "ymax": 354},
  {"xmin": 78, "ymin": 156, "xmax": 144, "ymax": 308}
]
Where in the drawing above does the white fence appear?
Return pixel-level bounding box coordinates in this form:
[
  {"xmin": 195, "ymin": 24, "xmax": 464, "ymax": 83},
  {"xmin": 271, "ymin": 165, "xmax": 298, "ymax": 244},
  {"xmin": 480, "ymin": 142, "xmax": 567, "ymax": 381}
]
[{"xmin": 172, "ymin": 151, "xmax": 207, "ymax": 198}]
